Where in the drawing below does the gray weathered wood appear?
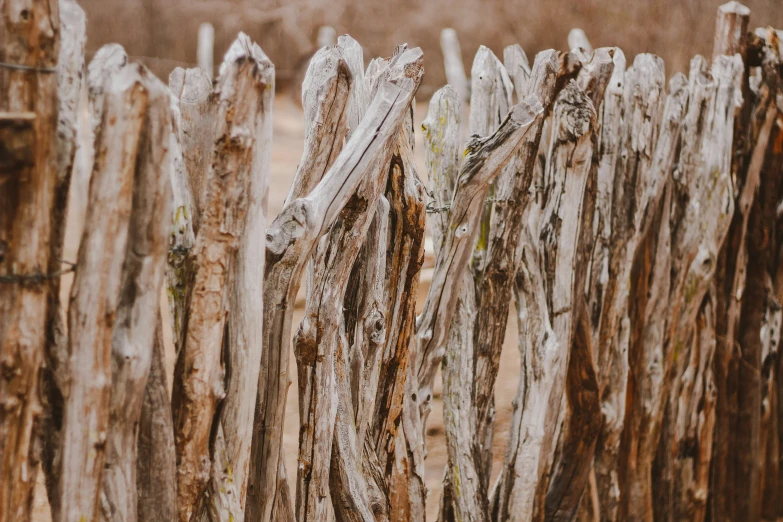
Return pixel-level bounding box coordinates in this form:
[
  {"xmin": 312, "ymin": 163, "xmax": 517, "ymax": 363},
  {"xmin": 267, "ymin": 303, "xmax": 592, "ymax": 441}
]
[
  {"xmin": 58, "ymin": 64, "xmax": 147, "ymax": 522},
  {"xmin": 624, "ymin": 53, "xmax": 743, "ymax": 522},
  {"xmin": 441, "ymin": 47, "xmax": 562, "ymax": 522},
  {"xmin": 399, "ymin": 91, "xmax": 544, "ymax": 521},
  {"xmin": 421, "ymin": 85, "xmax": 461, "ymax": 256},
  {"xmin": 218, "ymin": 40, "xmax": 274, "ymax": 520},
  {"xmin": 101, "ymin": 67, "xmax": 172, "ymax": 522},
  {"xmin": 247, "ymin": 45, "xmax": 425, "ymax": 522},
  {"xmin": 284, "ymin": 45, "xmax": 351, "ymax": 204},
  {"xmin": 171, "ymin": 33, "xmax": 271, "ymax": 522}
]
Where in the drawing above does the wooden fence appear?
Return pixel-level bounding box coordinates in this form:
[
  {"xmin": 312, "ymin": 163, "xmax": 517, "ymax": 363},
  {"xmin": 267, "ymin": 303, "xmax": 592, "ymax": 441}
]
[{"xmin": 1, "ymin": 1, "xmax": 783, "ymax": 521}]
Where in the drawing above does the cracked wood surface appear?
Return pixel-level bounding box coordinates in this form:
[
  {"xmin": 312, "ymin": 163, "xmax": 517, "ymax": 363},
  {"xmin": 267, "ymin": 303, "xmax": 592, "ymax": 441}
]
[
  {"xmin": 170, "ymin": 33, "xmax": 271, "ymax": 522},
  {"xmin": 58, "ymin": 63, "xmax": 148, "ymax": 522},
  {"xmin": 40, "ymin": 1, "xmax": 86, "ymax": 517},
  {"xmin": 100, "ymin": 67, "xmax": 172, "ymax": 522},
  {"xmin": 247, "ymin": 44, "xmax": 424, "ymax": 522},
  {"xmin": 0, "ymin": 0, "xmax": 59, "ymax": 518}
]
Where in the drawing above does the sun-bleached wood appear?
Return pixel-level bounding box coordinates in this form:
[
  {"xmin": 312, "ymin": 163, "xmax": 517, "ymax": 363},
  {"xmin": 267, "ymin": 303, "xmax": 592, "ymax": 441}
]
[
  {"xmin": 247, "ymin": 42, "xmax": 351, "ymax": 522},
  {"xmin": 396, "ymin": 93, "xmax": 544, "ymax": 521},
  {"xmin": 421, "ymin": 85, "xmax": 461, "ymax": 256},
  {"xmin": 441, "ymin": 28, "xmax": 470, "ymax": 102},
  {"xmin": 247, "ymin": 45, "xmax": 425, "ymax": 522},
  {"xmin": 0, "ymin": 0, "xmax": 59, "ymax": 517},
  {"xmin": 542, "ymin": 50, "xmax": 618, "ymax": 522},
  {"xmin": 170, "ymin": 34, "xmax": 272, "ymax": 522},
  {"xmin": 198, "ymin": 22, "xmax": 215, "ymax": 80},
  {"xmin": 58, "ymin": 64, "xmax": 147, "ymax": 522},
  {"xmin": 248, "ymin": 43, "xmax": 351, "ymax": 522},
  {"xmin": 218, "ymin": 40, "xmax": 274, "ymax": 519},
  {"xmin": 285, "ymin": 45, "xmax": 351, "ymax": 204},
  {"xmin": 441, "ymin": 48, "xmax": 564, "ymax": 522},
  {"xmin": 338, "ymin": 35, "xmax": 367, "ymax": 132},
  {"xmin": 623, "ymin": 53, "xmax": 743, "ymax": 522},
  {"xmin": 166, "ymin": 66, "xmax": 200, "ymax": 353},
  {"xmin": 101, "ymin": 68, "xmax": 172, "ymax": 522},
  {"xmin": 40, "ymin": 1, "xmax": 87, "ymax": 516},
  {"xmin": 370, "ymin": 87, "xmax": 428, "ymax": 522}
]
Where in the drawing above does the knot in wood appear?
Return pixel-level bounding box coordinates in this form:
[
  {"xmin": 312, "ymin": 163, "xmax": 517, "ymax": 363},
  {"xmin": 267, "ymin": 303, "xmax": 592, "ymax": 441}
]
[
  {"xmin": 266, "ymin": 199, "xmax": 311, "ymax": 256},
  {"xmin": 365, "ymin": 306, "xmax": 386, "ymax": 346},
  {"xmin": 556, "ymin": 81, "xmax": 595, "ymax": 141}
]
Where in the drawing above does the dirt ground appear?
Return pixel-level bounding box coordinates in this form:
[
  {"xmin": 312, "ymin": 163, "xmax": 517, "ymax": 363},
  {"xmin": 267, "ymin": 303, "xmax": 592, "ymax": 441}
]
[{"xmin": 32, "ymin": 94, "xmax": 522, "ymax": 521}]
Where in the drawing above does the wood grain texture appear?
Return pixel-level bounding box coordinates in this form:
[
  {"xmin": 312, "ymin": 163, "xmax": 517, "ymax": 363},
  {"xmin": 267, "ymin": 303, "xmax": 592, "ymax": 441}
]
[
  {"xmin": 170, "ymin": 33, "xmax": 272, "ymax": 522},
  {"xmin": 247, "ymin": 45, "xmax": 424, "ymax": 522},
  {"xmin": 101, "ymin": 67, "xmax": 172, "ymax": 522},
  {"xmin": 58, "ymin": 63, "xmax": 147, "ymax": 522},
  {"xmin": 0, "ymin": 0, "xmax": 60, "ymax": 517},
  {"xmin": 137, "ymin": 318, "xmax": 177, "ymax": 522},
  {"xmin": 40, "ymin": 1, "xmax": 86, "ymax": 516}
]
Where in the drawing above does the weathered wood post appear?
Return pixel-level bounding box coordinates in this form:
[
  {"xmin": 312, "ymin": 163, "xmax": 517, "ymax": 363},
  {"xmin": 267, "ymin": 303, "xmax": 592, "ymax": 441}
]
[
  {"xmin": 0, "ymin": 0, "xmax": 60, "ymax": 517},
  {"xmin": 40, "ymin": 0, "xmax": 86, "ymax": 516},
  {"xmin": 169, "ymin": 33, "xmax": 273, "ymax": 522},
  {"xmin": 58, "ymin": 62, "xmax": 149, "ymax": 522}
]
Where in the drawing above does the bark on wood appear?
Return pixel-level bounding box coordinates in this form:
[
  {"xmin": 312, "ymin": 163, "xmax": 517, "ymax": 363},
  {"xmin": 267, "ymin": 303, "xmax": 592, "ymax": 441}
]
[
  {"xmin": 0, "ymin": 0, "xmax": 60, "ymax": 518},
  {"xmin": 713, "ymin": 1, "xmax": 750, "ymax": 62},
  {"xmin": 248, "ymin": 42, "xmax": 352, "ymax": 522},
  {"xmin": 137, "ymin": 318, "xmax": 178, "ymax": 522},
  {"xmin": 440, "ymin": 28, "xmax": 470, "ymax": 103},
  {"xmin": 101, "ymin": 67, "xmax": 172, "ymax": 522},
  {"xmin": 171, "ymin": 34, "xmax": 272, "ymax": 522},
  {"xmin": 169, "ymin": 66, "xmax": 215, "ymax": 236},
  {"xmin": 310, "ymin": 46, "xmax": 421, "ymax": 522},
  {"xmin": 543, "ymin": 50, "xmax": 617, "ymax": 522},
  {"xmin": 530, "ymin": 82, "xmax": 596, "ymax": 522},
  {"xmin": 721, "ymin": 31, "xmax": 781, "ymax": 522},
  {"xmin": 166, "ymin": 65, "xmax": 200, "ymax": 356},
  {"xmin": 711, "ymin": 24, "xmax": 781, "ymax": 522},
  {"xmin": 40, "ymin": 1, "xmax": 86, "ymax": 516},
  {"xmin": 624, "ymin": 53, "xmax": 743, "ymax": 522},
  {"xmin": 590, "ymin": 56, "xmax": 691, "ymax": 522},
  {"xmin": 246, "ymin": 45, "xmax": 424, "ymax": 522},
  {"xmin": 370, "ymin": 106, "xmax": 427, "ymax": 522},
  {"xmin": 58, "ymin": 64, "xmax": 148, "ymax": 522}
]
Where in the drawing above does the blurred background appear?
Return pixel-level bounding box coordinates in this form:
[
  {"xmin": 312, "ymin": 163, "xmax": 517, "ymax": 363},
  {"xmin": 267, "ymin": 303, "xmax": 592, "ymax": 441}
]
[{"xmin": 78, "ymin": 0, "xmax": 783, "ymax": 98}]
